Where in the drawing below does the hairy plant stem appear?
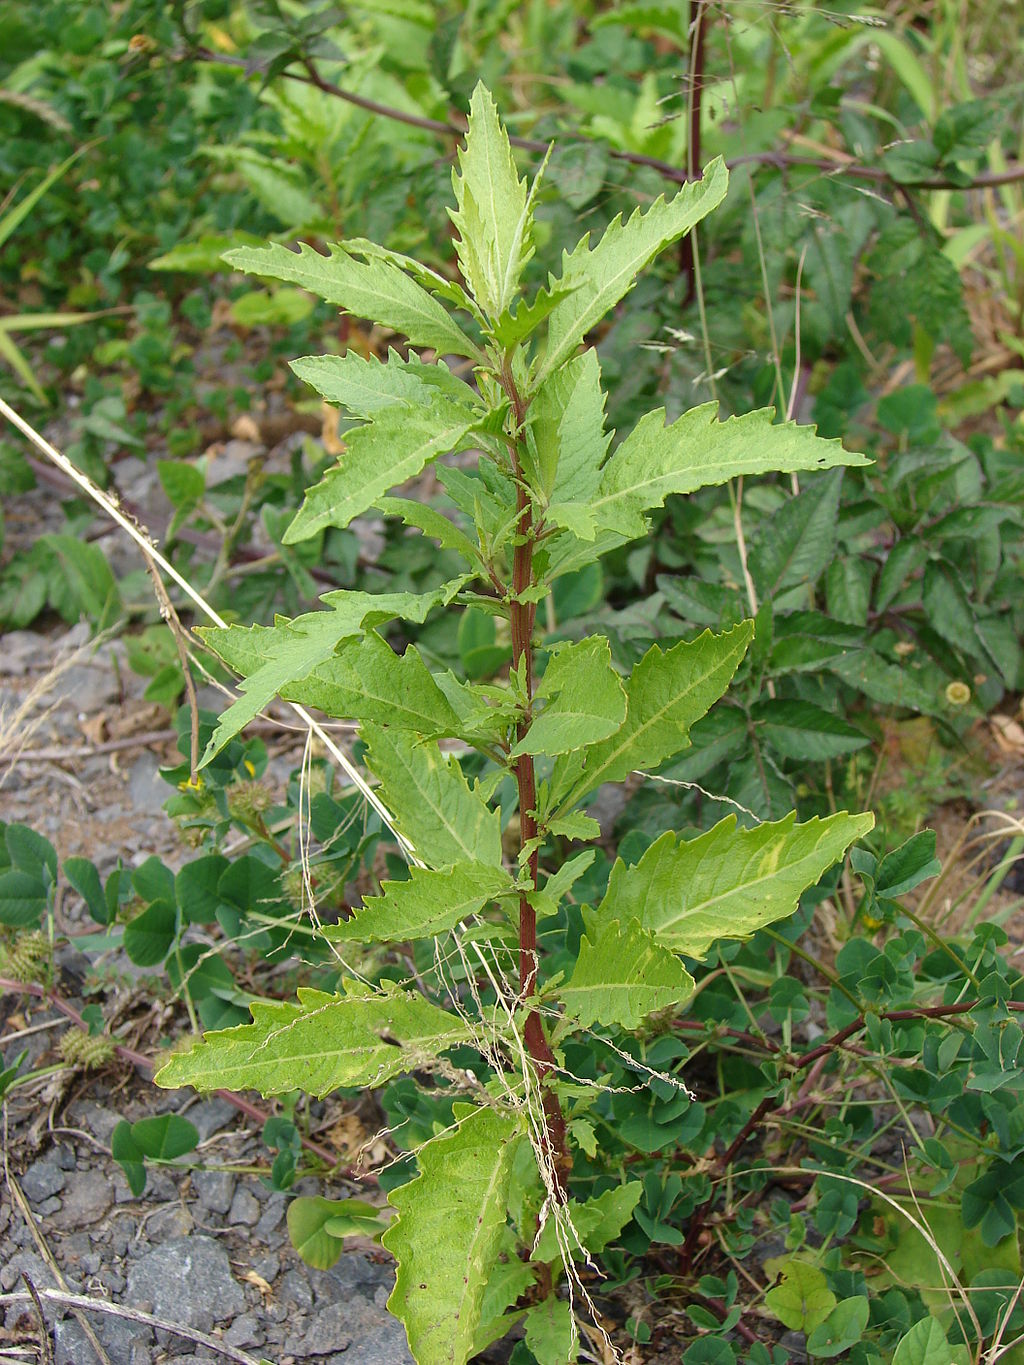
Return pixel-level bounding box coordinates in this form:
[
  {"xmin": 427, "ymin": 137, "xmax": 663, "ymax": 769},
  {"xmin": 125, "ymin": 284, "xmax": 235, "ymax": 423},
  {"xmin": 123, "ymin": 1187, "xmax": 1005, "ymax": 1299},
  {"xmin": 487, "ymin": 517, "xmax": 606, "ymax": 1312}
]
[{"xmin": 502, "ymin": 362, "xmax": 570, "ymax": 1195}]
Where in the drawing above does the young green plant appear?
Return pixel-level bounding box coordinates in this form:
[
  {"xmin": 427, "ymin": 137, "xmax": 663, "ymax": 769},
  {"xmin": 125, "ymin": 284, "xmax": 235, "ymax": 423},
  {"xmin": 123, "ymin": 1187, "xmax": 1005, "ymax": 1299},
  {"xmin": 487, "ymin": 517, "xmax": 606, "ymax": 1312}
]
[{"xmin": 155, "ymin": 84, "xmax": 873, "ymax": 1365}]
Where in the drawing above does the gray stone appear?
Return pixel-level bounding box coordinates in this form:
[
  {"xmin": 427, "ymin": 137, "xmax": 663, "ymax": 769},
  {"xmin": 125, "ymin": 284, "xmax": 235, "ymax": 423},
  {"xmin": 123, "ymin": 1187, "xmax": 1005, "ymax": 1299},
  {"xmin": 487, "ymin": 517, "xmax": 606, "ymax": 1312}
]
[
  {"xmin": 20, "ymin": 1155, "xmax": 65, "ymax": 1203},
  {"xmin": 223, "ymin": 1312, "xmax": 262, "ymax": 1348},
  {"xmin": 54, "ymin": 1310, "xmax": 145, "ymax": 1365},
  {"xmin": 227, "ymin": 1186, "xmax": 260, "ymax": 1226},
  {"xmin": 52, "ymin": 1168, "xmax": 112, "ymax": 1228},
  {"xmin": 193, "ymin": 1168, "xmax": 235, "ymax": 1215},
  {"xmin": 278, "ymin": 1268, "xmax": 314, "ymax": 1309},
  {"xmin": 295, "ymin": 1301, "xmax": 353, "ymax": 1355},
  {"xmin": 254, "ymin": 1193, "xmax": 286, "ymax": 1241},
  {"xmin": 0, "ymin": 1250, "xmax": 59, "ymax": 1293},
  {"xmin": 144, "ymin": 1203, "xmax": 193, "ymax": 1239},
  {"xmin": 0, "ymin": 630, "xmax": 48, "ymax": 676},
  {"xmin": 127, "ymin": 751, "xmax": 167, "ymax": 816},
  {"xmin": 125, "ymin": 1235, "xmax": 244, "ymax": 1331},
  {"xmin": 68, "ymin": 1101, "xmax": 121, "ymax": 1144},
  {"xmin": 56, "ymin": 661, "xmax": 120, "ymax": 714},
  {"xmin": 252, "ymin": 1252, "xmax": 280, "ymax": 1285},
  {"xmin": 187, "ymin": 1097, "xmax": 237, "ymax": 1141}
]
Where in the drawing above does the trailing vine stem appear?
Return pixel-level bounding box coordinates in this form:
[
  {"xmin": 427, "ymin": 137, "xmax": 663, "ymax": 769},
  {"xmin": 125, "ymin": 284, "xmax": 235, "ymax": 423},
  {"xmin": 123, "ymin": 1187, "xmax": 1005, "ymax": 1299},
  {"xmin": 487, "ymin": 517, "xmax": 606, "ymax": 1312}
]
[{"xmin": 501, "ymin": 359, "xmax": 571, "ymax": 1195}]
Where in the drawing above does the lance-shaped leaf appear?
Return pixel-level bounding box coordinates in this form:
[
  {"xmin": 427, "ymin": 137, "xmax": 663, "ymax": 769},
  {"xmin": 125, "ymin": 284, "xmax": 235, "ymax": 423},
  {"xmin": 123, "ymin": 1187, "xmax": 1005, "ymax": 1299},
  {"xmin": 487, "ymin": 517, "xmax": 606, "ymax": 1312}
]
[
  {"xmin": 384, "ymin": 1103, "xmax": 522, "ymax": 1365},
  {"xmin": 284, "ymin": 632, "xmax": 461, "ymax": 734},
  {"xmin": 377, "ymin": 496, "xmax": 484, "ymax": 571},
  {"xmin": 535, "ymin": 159, "xmax": 729, "ymax": 386},
  {"xmin": 527, "ymin": 348, "xmax": 608, "ymax": 528},
  {"xmin": 553, "ymin": 622, "xmax": 753, "ymax": 809},
  {"xmin": 222, "ymin": 242, "xmax": 481, "ymax": 358},
  {"xmin": 450, "ymin": 83, "xmax": 532, "ymax": 319},
  {"xmin": 592, "ymin": 405, "xmax": 869, "ymax": 539},
  {"xmin": 153, "ymin": 984, "xmax": 473, "ymax": 1097},
  {"xmin": 600, "ymin": 811, "xmax": 875, "ymax": 959},
  {"xmin": 326, "ymin": 861, "xmax": 514, "ymax": 944},
  {"xmin": 513, "ymin": 637, "xmax": 626, "ymax": 757},
  {"xmin": 363, "ymin": 725, "xmax": 503, "ymax": 869},
  {"xmin": 291, "ymin": 350, "xmax": 475, "ymax": 420},
  {"xmin": 195, "ymin": 586, "xmax": 461, "ymax": 763},
  {"xmin": 557, "ymin": 914, "xmax": 695, "ymax": 1030},
  {"xmin": 284, "ymin": 398, "xmax": 481, "ymax": 544}
]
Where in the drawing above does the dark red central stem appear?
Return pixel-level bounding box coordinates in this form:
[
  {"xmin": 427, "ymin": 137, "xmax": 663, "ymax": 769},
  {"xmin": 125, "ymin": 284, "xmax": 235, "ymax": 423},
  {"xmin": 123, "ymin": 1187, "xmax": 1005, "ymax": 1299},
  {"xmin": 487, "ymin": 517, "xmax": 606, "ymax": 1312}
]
[{"xmin": 503, "ymin": 365, "xmax": 570, "ymax": 1195}]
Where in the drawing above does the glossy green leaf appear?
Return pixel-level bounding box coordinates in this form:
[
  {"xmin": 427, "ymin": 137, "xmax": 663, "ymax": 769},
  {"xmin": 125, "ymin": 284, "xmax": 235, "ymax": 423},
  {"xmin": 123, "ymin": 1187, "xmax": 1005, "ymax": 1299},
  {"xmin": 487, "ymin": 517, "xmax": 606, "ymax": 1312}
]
[
  {"xmin": 384, "ymin": 1103, "xmax": 522, "ymax": 1365},
  {"xmin": 806, "ymin": 1297, "xmax": 869, "ymax": 1358},
  {"xmin": 600, "ymin": 811, "xmax": 874, "ymax": 958},
  {"xmin": 129, "ymin": 1114, "xmax": 199, "ymax": 1161},
  {"xmin": 153, "ymin": 984, "xmax": 473, "ymax": 1097},
  {"xmin": 513, "ymin": 637, "xmax": 626, "ymax": 757},
  {"xmin": 558, "ymin": 915, "xmax": 694, "ymax": 1030},
  {"xmin": 326, "ymin": 862, "xmax": 514, "ymax": 944}
]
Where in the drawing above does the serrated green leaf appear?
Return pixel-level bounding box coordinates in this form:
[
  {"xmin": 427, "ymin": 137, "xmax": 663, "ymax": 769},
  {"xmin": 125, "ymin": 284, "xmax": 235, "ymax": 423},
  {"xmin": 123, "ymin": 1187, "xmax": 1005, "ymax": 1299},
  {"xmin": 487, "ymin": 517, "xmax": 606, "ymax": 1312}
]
[
  {"xmin": 751, "ymin": 699, "xmax": 870, "ymax": 761},
  {"xmin": 450, "ymin": 83, "xmax": 532, "ymax": 319},
  {"xmin": 284, "ymin": 399, "xmax": 481, "ymax": 544},
  {"xmin": 223, "ymin": 242, "xmax": 481, "ymax": 358},
  {"xmin": 528, "ymin": 348, "xmax": 608, "ymax": 517},
  {"xmin": 535, "ymin": 160, "xmax": 729, "ymax": 385},
  {"xmin": 524, "ymin": 1297, "xmax": 577, "ymax": 1364},
  {"xmin": 384, "ymin": 1103, "xmax": 522, "ymax": 1365},
  {"xmin": 513, "ymin": 637, "xmax": 626, "ymax": 757},
  {"xmin": 532, "ymin": 1182, "xmax": 643, "ymax": 1262},
  {"xmin": 363, "ymin": 725, "xmax": 502, "ymax": 868},
  {"xmin": 290, "ymin": 350, "xmax": 474, "ymax": 419},
  {"xmin": 284, "ymin": 632, "xmax": 461, "ymax": 734},
  {"xmin": 558, "ymin": 914, "xmax": 694, "ymax": 1029},
  {"xmin": 592, "ymin": 407, "xmax": 866, "ymax": 540},
  {"xmin": 326, "ymin": 861, "xmax": 513, "ymax": 944},
  {"xmin": 750, "ymin": 471, "xmax": 844, "ymax": 600},
  {"xmin": 377, "ymin": 496, "xmax": 483, "ymax": 569},
  {"xmin": 153, "ymin": 984, "xmax": 472, "ymax": 1097},
  {"xmin": 600, "ymin": 811, "xmax": 873, "ymax": 958},
  {"xmin": 553, "ymin": 622, "xmax": 753, "ymax": 809},
  {"xmin": 196, "ymin": 586, "xmax": 459, "ymax": 763}
]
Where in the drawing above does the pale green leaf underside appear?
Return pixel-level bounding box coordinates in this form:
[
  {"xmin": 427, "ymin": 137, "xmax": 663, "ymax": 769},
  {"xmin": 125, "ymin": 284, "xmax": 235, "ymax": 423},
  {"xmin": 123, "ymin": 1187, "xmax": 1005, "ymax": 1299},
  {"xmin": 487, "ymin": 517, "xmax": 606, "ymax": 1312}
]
[
  {"xmin": 153, "ymin": 985, "xmax": 472, "ymax": 1097},
  {"xmin": 553, "ymin": 621, "xmax": 754, "ymax": 809},
  {"xmin": 558, "ymin": 915, "xmax": 695, "ymax": 1030},
  {"xmin": 290, "ymin": 350, "xmax": 473, "ymax": 420},
  {"xmin": 326, "ymin": 861, "xmax": 514, "ymax": 944},
  {"xmin": 284, "ymin": 399, "xmax": 479, "ymax": 544},
  {"xmin": 364, "ymin": 725, "xmax": 503, "ymax": 869},
  {"xmin": 535, "ymin": 159, "xmax": 729, "ymax": 386},
  {"xmin": 384, "ymin": 1104, "xmax": 522, "ymax": 1365},
  {"xmin": 223, "ymin": 242, "xmax": 481, "ymax": 358},
  {"xmin": 593, "ymin": 404, "xmax": 870, "ymax": 537},
  {"xmin": 601, "ymin": 811, "xmax": 875, "ymax": 959},
  {"xmin": 196, "ymin": 586, "xmax": 458, "ymax": 764},
  {"xmin": 513, "ymin": 636, "xmax": 626, "ymax": 757}
]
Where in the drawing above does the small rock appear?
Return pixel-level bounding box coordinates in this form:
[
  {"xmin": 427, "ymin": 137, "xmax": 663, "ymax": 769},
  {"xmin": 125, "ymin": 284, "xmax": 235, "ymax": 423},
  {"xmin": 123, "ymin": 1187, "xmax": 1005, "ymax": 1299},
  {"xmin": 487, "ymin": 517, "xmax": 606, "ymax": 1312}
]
[
  {"xmin": 228, "ymin": 1186, "xmax": 260, "ymax": 1226},
  {"xmin": 126, "ymin": 1236, "xmax": 244, "ymax": 1331},
  {"xmin": 296, "ymin": 1301, "xmax": 353, "ymax": 1355},
  {"xmin": 252, "ymin": 1253, "xmax": 280, "ymax": 1285},
  {"xmin": 1, "ymin": 1250, "xmax": 59, "ymax": 1293},
  {"xmin": 187, "ymin": 1097, "xmax": 237, "ymax": 1141},
  {"xmin": 145, "ymin": 1203, "xmax": 193, "ymax": 1239},
  {"xmin": 51, "ymin": 1169, "xmax": 112, "ymax": 1229},
  {"xmin": 35, "ymin": 1195, "xmax": 62, "ymax": 1216},
  {"xmin": 0, "ymin": 630, "xmax": 47, "ymax": 676},
  {"xmin": 278, "ymin": 1269, "xmax": 314, "ymax": 1309},
  {"xmin": 127, "ymin": 751, "xmax": 167, "ymax": 816},
  {"xmin": 224, "ymin": 1312, "xmax": 262, "ymax": 1348},
  {"xmin": 254, "ymin": 1192, "xmax": 286, "ymax": 1240},
  {"xmin": 193, "ymin": 1168, "xmax": 235, "ymax": 1215},
  {"xmin": 20, "ymin": 1156, "xmax": 65, "ymax": 1203},
  {"xmin": 54, "ymin": 1311, "xmax": 145, "ymax": 1365}
]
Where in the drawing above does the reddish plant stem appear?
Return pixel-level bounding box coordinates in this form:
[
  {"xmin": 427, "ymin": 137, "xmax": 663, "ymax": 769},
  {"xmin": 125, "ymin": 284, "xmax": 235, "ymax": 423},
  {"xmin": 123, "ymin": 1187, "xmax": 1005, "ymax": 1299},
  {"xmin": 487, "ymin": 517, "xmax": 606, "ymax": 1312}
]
[
  {"xmin": 679, "ymin": 0, "xmax": 708, "ymax": 300},
  {"xmin": 502, "ymin": 368, "xmax": 570, "ymax": 1195},
  {"xmin": 0, "ymin": 977, "xmax": 370, "ymax": 1180}
]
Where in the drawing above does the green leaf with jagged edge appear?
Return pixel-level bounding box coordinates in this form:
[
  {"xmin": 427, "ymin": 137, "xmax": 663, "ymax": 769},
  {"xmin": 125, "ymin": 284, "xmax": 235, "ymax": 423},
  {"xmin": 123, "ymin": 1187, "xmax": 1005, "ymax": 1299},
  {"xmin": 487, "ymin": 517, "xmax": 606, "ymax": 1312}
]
[
  {"xmin": 376, "ymin": 496, "xmax": 484, "ymax": 571},
  {"xmin": 383, "ymin": 1103, "xmax": 522, "ymax": 1365},
  {"xmin": 283, "ymin": 399, "xmax": 481, "ymax": 544},
  {"xmin": 513, "ymin": 637, "xmax": 626, "ymax": 758},
  {"xmin": 591, "ymin": 405, "xmax": 869, "ymax": 539},
  {"xmin": 556, "ymin": 914, "xmax": 695, "ymax": 1030},
  {"xmin": 153, "ymin": 983, "xmax": 474, "ymax": 1097},
  {"xmin": 600, "ymin": 811, "xmax": 874, "ymax": 959},
  {"xmin": 363, "ymin": 725, "xmax": 503, "ymax": 868},
  {"xmin": 524, "ymin": 1297, "xmax": 578, "ymax": 1364},
  {"xmin": 290, "ymin": 350, "xmax": 475, "ymax": 419},
  {"xmin": 749, "ymin": 470, "xmax": 844, "ymax": 600},
  {"xmin": 551, "ymin": 622, "xmax": 754, "ymax": 810},
  {"xmin": 527, "ymin": 349, "xmax": 608, "ymax": 526},
  {"xmin": 325, "ymin": 861, "xmax": 514, "ymax": 944},
  {"xmin": 449, "ymin": 82, "xmax": 532, "ymax": 320},
  {"xmin": 532, "ymin": 1182, "xmax": 644, "ymax": 1263},
  {"xmin": 489, "ymin": 280, "xmax": 577, "ymax": 349},
  {"xmin": 194, "ymin": 585, "xmax": 463, "ymax": 764},
  {"xmin": 222, "ymin": 242, "xmax": 482, "ymax": 359},
  {"xmin": 282, "ymin": 632, "xmax": 461, "ymax": 735},
  {"xmin": 533, "ymin": 159, "xmax": 729, "ymax": 387}
]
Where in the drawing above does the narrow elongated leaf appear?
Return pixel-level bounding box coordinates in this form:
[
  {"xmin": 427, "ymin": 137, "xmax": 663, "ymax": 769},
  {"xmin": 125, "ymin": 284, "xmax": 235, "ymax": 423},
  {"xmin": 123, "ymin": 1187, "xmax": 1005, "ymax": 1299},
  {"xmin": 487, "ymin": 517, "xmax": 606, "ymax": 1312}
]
[
  {"xmin": 558, "ymin": 915, "xmax": 695, "ymax": 1029},
  {"xmin": 153, "ymin": 984, "xmax": 472, "ymax": 1097},
  {"xmin": 385, "ymin": 1105, "xmax": 521, "ymax": 1365},
  {"xmin": 535, "ymin": 160, "xmax": 729, "ymax": 385},
  {"xmin": 223, "ymin": 242, "xmax": 481, "ymax": 358},
  {"xmin": 450, "ymin": 83, "xmax": 531, "ymax": 318},
  {"xmin": 749, "ymin": 471, "xmax": 844, "ymax": 599},
  {"xmin": 600, "ymin": 811, "xmax": 874, "ymax": 958},
  {"xmin": 363, "ymin": 725, "xmax": 502, "ymax": 868},
  {"xmin": 751, "ymin": 699, "xmax": 870, "ymax": 761},
  {"xmin": 527, "ymin": 348, "xmax": 608, "ymax": 516},
  {"xmin": 284, "ymin": 632, "xmax": 461, "ymax": 734},
  {"xmin": 377, "ymin": 496, "xmax": 483, "ymax": 569},
  {"xmin": 196, "ymin": 587, "xmax": 459, "ymax": 763},
  {"xmin": 284, "ymin": 399, "xmax": 480, "ymax": 544},
  {"xmin": 553, "ymin": 622, "xmax": 753, "ymax": 809},
  {"xmin": 513, "ymin": 637, "xmax": 626, "ymax": 757},
  {"xmin": 291, "ymin": 351, "xmax": 474, "ymax": 419},
  {"xmin": 327, "ymin": 862, "xmax": 513, "ymax": 944},
  {"xmin": 594, "ymin": 407, "xmax": 866, "ymax": 539}
]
